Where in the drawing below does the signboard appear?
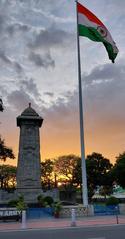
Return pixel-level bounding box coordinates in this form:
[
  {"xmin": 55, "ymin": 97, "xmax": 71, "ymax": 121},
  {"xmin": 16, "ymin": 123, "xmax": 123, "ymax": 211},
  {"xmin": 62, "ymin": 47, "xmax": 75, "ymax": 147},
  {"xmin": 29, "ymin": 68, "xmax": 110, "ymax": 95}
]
[{"xmin": 0, "ymin": 209, "xmax": 21, "ymax": 221}]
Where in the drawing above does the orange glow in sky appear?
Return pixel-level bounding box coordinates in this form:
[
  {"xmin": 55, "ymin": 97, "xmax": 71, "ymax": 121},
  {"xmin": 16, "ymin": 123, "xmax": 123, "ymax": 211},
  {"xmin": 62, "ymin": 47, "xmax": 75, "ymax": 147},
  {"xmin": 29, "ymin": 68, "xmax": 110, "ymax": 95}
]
[{"xmin": 1, "ymin": 111, "xmax": 124, "ymax": 167}]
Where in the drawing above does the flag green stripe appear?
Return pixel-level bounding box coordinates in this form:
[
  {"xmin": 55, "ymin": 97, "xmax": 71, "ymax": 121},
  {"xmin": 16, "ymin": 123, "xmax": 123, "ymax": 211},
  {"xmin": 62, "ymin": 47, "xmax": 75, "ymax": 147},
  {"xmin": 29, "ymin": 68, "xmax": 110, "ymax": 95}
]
[
  {"xmin": 103, "ymin": 42, "xmax": 117, "ymax": 63},
  {"xmin": 78, "ymin": 24, "xmax": 117, "ymax": 63},
  {"xmin": 78, "ymin": 24, "xmax": 104, "ymax": 42}
]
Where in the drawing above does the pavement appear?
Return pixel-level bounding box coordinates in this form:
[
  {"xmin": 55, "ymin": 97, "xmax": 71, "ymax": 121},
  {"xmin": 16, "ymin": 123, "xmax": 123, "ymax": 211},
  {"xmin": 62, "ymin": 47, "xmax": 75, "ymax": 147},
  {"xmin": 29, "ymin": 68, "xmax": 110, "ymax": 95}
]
[{"xmin": 0, "ymin": 215, "xmax": 125, "ymax": 231}]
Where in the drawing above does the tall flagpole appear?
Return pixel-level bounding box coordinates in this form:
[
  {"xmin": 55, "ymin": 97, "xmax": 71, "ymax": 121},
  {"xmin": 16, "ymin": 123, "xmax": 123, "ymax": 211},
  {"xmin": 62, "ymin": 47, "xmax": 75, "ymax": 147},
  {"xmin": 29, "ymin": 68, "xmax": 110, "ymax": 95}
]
[{"xmin": 75, "ymin": 0, "xmax": 88, "ymax": 206}]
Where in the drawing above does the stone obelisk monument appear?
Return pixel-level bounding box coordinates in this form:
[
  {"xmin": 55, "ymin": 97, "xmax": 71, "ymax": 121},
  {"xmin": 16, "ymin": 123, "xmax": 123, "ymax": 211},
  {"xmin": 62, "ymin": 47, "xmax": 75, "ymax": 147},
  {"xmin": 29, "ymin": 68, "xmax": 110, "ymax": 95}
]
[{"xmin": 16, "ymin": 103, "xmax": 43, "ymax": 202}]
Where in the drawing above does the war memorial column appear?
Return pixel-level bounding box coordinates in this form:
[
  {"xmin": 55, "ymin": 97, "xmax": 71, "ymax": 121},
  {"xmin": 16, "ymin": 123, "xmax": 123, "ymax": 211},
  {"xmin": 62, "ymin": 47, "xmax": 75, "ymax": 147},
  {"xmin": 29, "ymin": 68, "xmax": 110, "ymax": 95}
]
[{"xmin": 16, "ymin": 103, "xmax": 43, "ymax": 202}]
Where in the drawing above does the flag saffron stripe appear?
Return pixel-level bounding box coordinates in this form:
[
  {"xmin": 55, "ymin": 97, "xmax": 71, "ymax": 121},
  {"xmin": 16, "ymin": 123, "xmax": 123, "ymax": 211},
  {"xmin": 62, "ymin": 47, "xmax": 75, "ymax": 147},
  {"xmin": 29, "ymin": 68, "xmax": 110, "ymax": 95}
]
[{"xmin": 77, "ymin": 2, "xmax": 105, "ymax": 27}]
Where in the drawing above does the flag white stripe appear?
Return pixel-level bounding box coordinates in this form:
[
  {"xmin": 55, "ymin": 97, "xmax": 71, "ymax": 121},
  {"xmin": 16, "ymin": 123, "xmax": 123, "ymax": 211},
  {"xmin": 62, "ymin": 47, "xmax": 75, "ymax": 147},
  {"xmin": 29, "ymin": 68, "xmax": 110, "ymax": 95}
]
[{"xmin": 78, "ymin": 13, "xmax": 98, "ymax": 28}]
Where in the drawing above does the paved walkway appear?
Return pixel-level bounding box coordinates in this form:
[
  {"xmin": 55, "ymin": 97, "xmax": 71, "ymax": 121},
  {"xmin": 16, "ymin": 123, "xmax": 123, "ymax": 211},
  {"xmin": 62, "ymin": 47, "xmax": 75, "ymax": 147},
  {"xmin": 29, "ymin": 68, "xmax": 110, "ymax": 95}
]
[{"xmin": 0, "ymin": 215, "xmax": 125, "ymax": 231}]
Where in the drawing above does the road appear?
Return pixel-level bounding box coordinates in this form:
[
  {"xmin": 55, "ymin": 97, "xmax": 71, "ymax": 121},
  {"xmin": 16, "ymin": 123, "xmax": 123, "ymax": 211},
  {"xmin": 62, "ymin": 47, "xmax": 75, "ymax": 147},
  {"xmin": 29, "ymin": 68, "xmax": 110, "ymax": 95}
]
[{"xmin": 0, "ymin": 225, "xmax": 125, "ymax": 239}]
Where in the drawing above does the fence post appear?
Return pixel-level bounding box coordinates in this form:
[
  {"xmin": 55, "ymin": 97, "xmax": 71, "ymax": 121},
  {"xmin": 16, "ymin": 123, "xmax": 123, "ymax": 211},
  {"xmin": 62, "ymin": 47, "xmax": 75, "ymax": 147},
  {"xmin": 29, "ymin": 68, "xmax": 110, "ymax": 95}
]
[
  {"xmin": 115, "ymin": 206, "xmax": 119, "ymax": 224},
  {"xmin": 21, "ymin": 210, "xmax": 27, "ymax": 229},
  {"xmin": 71, "ymin": 208, "xmax": 76, "ymax": 227}
]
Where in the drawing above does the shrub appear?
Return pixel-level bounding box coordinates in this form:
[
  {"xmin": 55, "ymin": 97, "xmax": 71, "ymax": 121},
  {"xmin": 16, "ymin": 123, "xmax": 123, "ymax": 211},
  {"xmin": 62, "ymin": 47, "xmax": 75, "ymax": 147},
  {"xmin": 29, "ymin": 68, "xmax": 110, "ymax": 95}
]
[
  {"xmin": 8, "ymin": 199, "xmax": 18, "ymax": 207},
  {"xmin": 53, "ymin": 201, "xmax": 62, "ymax": 214},
  {"xmin": 16, "ymin": 200, "xmax": 27, "ymax": 210},
  {"xmin": 8, "ymin": 196, "xmax": 27, "ymax": 210},
  {"xmin": 16, "ymin": 196, "xmax": 27, "ymax": 210},
  {"xmin": 44, "ymin": 196, "xmax": 54, "ymax": 206},
  {"xmin": 37, "ymin": 194, "xmax": 45, "ymax": 207},
  {"xmin": 106, "ymin": 196, "xmax": 119, "ymax": 206}
]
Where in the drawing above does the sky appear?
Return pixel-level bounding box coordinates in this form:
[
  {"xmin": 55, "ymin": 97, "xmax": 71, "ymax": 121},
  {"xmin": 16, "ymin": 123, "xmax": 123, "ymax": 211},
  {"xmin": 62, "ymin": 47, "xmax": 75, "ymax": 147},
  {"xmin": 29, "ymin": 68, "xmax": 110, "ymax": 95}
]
[{"xmin": 0, "ymin": 0, "xmax": 125, "ymax": 166}]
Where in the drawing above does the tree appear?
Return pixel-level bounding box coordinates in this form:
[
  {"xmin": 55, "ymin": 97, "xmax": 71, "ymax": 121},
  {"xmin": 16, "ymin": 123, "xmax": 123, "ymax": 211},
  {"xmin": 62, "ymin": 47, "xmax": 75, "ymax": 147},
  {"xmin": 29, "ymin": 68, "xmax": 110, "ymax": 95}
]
[
  {"xmin": 0, "ymin": 136, "xmax": 15, "ymax": 161},
  {"xmin": 0, "ymin": 165, "xmax": 17, "ymax": 190},
  {"xmin": 86, "ymin": 152, "xmax": 113, "ymax": 201},
  {"xmin": 113, "ymin": 152, "xmax": 125, "ymax": 188},
  {"xmin": 0, "ymin": 98, "xmax": 4, "ymax": 112},
  {"xmin": 72, "ymin": 157, "xmax": 83, "ymax": 202},
  {"xmin": 72, "ymin": 157, "xmax": 82, "ymax": 187},
  {"xmin": 73, "ymin": 152, "xmax": 113, "ymax": 202},
  {"xmin": 54, "ymin": 155, "xmax": 80, "ymax": 190},
  {"xmin": 41, "ymin": 159, "xmax": 54, "ymax": 190}
]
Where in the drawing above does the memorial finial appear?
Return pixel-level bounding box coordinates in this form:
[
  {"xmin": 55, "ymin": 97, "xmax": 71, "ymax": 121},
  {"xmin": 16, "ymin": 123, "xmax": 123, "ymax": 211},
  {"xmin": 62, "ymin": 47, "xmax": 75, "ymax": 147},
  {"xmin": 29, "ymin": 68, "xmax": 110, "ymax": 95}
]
[{"xmin": 29, "ymin": 102, "xmax": 31, "ymax": 108}]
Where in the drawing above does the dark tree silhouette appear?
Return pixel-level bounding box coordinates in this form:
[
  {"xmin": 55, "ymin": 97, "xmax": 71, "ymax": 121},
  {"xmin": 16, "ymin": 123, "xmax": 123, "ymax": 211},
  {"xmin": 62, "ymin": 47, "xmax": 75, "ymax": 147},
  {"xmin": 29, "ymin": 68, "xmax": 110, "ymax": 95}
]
[
  {"xmin": 0, "ymin": 99, "xmax": 4, "ymax": 112},
  {"xmin": 0, "ymin": 164, "xmax": 16, "ymax": 189},
  {"xmin": 0, "ymin": 136, "xmax": 15, "ymax": 161},
  {"xmin": 113, "ymin": 152, "xmax": 125, "ymax": 188}
]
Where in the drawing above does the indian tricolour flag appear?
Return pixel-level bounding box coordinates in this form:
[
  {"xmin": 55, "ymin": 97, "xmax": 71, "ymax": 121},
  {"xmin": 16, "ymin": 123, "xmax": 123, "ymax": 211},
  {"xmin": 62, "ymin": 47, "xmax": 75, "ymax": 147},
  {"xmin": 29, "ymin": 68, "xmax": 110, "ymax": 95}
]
[{"xmin": 77, "ymin": 2, "xmax": 118, "ymax": 63}]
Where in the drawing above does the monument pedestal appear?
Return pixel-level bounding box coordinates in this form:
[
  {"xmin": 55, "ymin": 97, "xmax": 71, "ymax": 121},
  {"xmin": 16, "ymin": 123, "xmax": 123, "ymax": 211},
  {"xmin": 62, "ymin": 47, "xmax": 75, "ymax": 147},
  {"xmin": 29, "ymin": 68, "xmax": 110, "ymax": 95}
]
[{"xmin": 16, "ymin": 188, "xmax": 43, "ymax": 203}]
